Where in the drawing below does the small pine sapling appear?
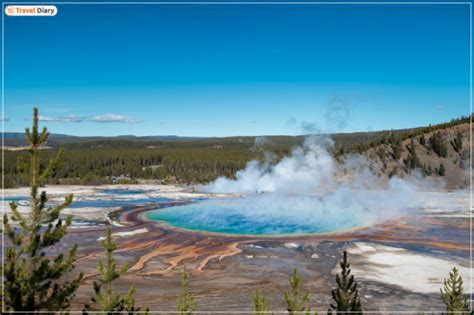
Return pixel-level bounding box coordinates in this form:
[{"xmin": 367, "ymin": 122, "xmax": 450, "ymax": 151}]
[
  {"xmin": 284, "ymin": 269, "xmax": 311, "ymax": 315},
  {"xmin": 440, "ymin": 267, "xmax": 470, "ymax": 314},
  {"xmin": 253, "ymin": 287, "xmax": 270, "ymax": 315},
  {"xmin": 328, "ymin": 251, "xmax": 363, "ymax": 314},
  {"xmin": 177, "ymin": 265, "xmax": 197, "ymax": 315},
  {"xmin": 84, "ymin": 228, "xmax": 147, "ymax": 314}
]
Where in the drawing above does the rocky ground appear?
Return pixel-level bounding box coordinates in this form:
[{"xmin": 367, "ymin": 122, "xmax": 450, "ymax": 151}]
[{"xmin": 2, "ymin": 184, "xmax": 472, "ymax": 313}]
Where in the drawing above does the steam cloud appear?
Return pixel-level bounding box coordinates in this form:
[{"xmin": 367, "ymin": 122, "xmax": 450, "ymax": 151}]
[
  {"xmin": 208, "ymin": 136, "xmax": 337, "ymax": 194},
  {"xmin": 198, "ymin": 134, "xmax": 416, "ymax": 232}
]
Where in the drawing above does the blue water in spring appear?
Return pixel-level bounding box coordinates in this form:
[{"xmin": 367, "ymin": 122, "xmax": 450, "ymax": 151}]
[
  {"xmin": 145, "ymin": 195, "xmax": 364, "ymax": 236},
  {"xmin": 67, "ymin": 197, "xmax": 173, "ymax": 208},
  {"xmin": 101, "ymin": 188, "xmax": 153, "ymax": 195},
  {"xmin": 4, "ymin": 196, "xmax": 29, "ymax": 202},
  {"xmin": 5, "ymin": 188, "xmax": 172, "ymax": 208}
]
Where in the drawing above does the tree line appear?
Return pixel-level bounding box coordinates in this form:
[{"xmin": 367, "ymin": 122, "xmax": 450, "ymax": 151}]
[
  {"xmin": 3, "ymin": 147, "xmax": 257, "ymax": 188},
  {"xmin": 3, "ymin": 114, "xmax": 470, "ymax": 189},
  {"xmin": 335, "ymin": 115, "xmax": 470, "ymax": 156}
]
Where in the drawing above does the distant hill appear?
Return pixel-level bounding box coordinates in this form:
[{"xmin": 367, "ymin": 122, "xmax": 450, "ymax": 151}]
[
  {"xmin": 1, "ymin": 123, "xmax": 450, "ymax": 149},
  {"xmin": 1, "ymin": 133, "xmax": 213, "ymax": 147},
  {"xmin": 3, "ymin": 116, "xmax": 471, "ymax": 189}
]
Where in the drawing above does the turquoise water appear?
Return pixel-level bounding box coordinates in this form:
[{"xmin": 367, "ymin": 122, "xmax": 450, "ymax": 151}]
[
  {"xmin": 6, "ymin": 190, "xmax": 202, "ymax": 211},
  {"xmin": 145, "ymin": 195, "xmax": 369, "ymax": 235},
  {"xmin": 4, "ymin": 196, "xmax": 29, "ymax": 202},
  {"xmin": 68, "ymin": 197, "xmax": 172, "ymax": 208},
  {"xmin": 5, "ymin": 195, "xmax": 172, "ymax": 208},
  {"xmin": 101, "ymin": 188, "xmax": 154, "ymax": 195}
]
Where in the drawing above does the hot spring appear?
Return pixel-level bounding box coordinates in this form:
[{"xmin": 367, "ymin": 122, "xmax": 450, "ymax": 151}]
[
  {"xmin": 145, "ymin": 190, "xmax": 407, "ymax": 236},
  {"xmin": 146, "ymin": 135, "xmax": 417, "ymax": 236}
]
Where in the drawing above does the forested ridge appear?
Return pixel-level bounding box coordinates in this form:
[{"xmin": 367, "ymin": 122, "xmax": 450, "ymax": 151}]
[
  {"xmin": 4, "ymin": 147, "xmax": 256, "ymax": 187},
  {"xmin": 3, "ymin": 116, "xmax": 471, "ymax": 188}
]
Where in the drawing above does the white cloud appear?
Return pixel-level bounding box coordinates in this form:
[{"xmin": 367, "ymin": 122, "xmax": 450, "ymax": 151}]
[
  {"xmin": 31, "ymin": 114, "xmax": 138, "ymax": 123},
  {"xmin": 89, "ymin": 114, "xmax": 138, "ymax": 123},
  {"xmin": 38, "ymin": 115, "xmax": 84, "ymax": 122}
]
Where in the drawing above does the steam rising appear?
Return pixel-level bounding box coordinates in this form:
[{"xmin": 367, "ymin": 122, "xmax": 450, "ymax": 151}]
[
  {"xmin": 208, "ymin": 136, "xmax": 336, "ymax": 194},
  {"xmin": 191, "ymin": 134, "xmax": 416, "ymax": 234}
]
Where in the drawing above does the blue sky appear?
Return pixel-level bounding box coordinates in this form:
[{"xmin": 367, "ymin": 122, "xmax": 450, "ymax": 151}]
[{"xmin": 4, "ymin": 3, "xmax": 471, "ymax": 137}]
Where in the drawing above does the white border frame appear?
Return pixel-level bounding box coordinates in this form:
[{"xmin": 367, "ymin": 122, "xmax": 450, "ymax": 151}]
[{"xmin": 1, "ymin": 1, "xmax": 472, "ymax": 313}]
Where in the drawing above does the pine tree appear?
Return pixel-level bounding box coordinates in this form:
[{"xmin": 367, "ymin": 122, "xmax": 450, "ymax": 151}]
[
  {"xmin": 419, "ymin": 135, "xmax": 426, "ymax": 146},
  {"xmin": 328, "ymin": 251, "xmax": 363, "ymax": 314},
  {"xmin": 284, "ymin": 269, "xmax": 311, "ymax": 314},
  {"xmin": 84, "ymin": 228, "xmax": 146, "ymax": 314},
  {"xmin": 376, "ymin": 147, "xmax": 387, "ymax": 168},
  {"xmin": 252, "ymin": 287, "xmax": 270, "ymax": 315},
  {"xmin": 451, "ymin": 133, "xmax": 463, "ymax": 153},
  {"xmin": 427, "ymin": 165, "xmax": 433, "ymax": 175},
  {"xmin": 3, "ymin": 107, "xmax": 83, "ymax": 311},
  {"xmin": 390, "ymin": 136, "xmax": 402, "ymax": 161},
  {"xmin": 440, "ymin": 267, "xmax": 470, "ymax": 314},
  {"xmin": 438, "ymin": 163, "xmax": 445, "ymax": 176},
  {"xmin": 405, "ymin": 138, "xmax": 421, "ymax": 171},
  {"xmin": 429, "ymin": 132, "xmax": 448, "ymax": 158},
  {"xmin": 177, "ymin": 265, "xmax": 197, "ymax": 315}
]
